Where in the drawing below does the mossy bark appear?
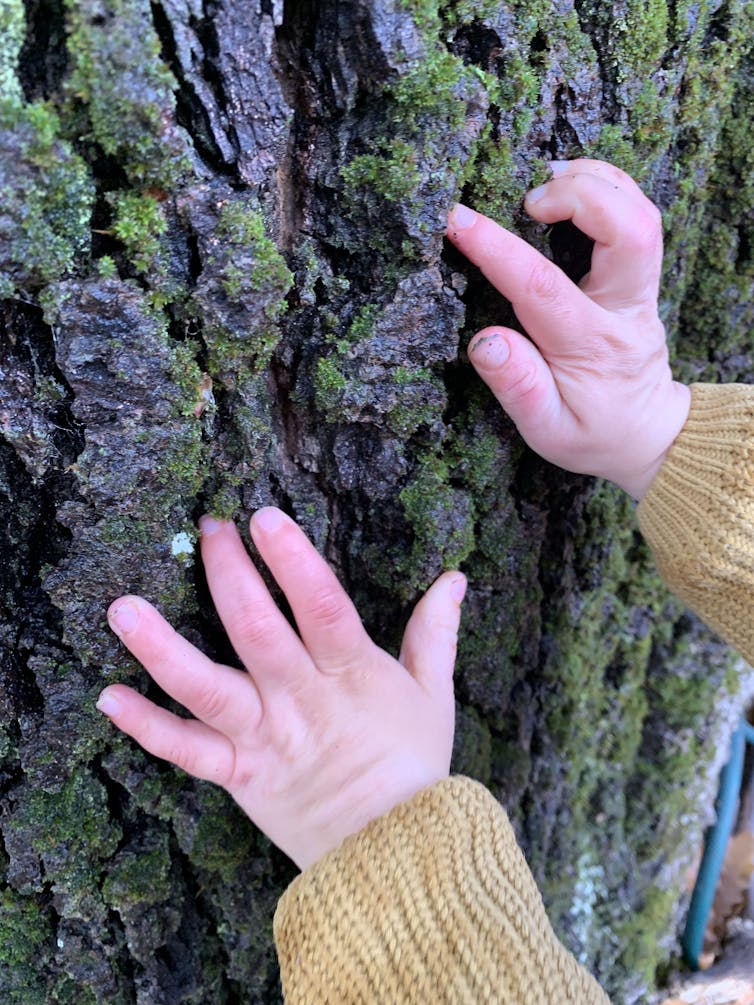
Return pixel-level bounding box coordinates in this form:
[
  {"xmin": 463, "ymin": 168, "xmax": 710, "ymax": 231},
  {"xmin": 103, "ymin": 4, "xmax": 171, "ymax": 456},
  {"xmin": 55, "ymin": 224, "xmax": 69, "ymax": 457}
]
[{"xmin": 2, "ymin": 1, "xmax": 754, "ymax": 1002}]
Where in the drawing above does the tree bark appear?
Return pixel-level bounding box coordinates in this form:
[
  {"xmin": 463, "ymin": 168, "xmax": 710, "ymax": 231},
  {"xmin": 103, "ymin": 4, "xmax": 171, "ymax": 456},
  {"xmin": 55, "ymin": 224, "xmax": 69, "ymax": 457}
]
[{"xmin": 2, "ymin": 1, "xmax": 754, "ymax": 1002}]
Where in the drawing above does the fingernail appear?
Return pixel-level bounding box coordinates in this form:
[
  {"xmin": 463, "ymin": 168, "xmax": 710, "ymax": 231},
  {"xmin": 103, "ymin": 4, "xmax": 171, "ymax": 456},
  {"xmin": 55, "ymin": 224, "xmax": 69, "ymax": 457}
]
[
  {"xmin": 526, "ymin": 183, "xmax": 549, "ymax": 204},
  {"xmin": 448, "ymin": 203, "xmax": 477, "ymax": 231},
  {"xmin": 469, "ymin": 333, "xmax": 510, "ymax": 368},
  {"xmin": 199, "ymin": 514, "xmax": 225, "ymax": 536},
  {"xmin": 96, "ymin": 689, "xmax": 122, "ymax": 717},
  {"xmin": 108, "ymin": 601, "xmax": 139, "ymax": 636},
  {"xmin": 451, "ymin": 575, "xmax": 467, "ymax": 604},
  {"xmin": 252, "ymin": 506, "xmax": 286, "ymax": 533},
  {"xmin": 547, "ymin": 160, "xmax": 570, "ymax": 176}
]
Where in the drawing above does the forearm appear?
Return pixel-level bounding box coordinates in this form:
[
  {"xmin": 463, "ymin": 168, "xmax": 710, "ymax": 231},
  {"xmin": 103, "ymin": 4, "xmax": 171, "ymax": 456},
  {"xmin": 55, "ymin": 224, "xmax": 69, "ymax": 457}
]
[
  {"xmin": 637, "ymin": 382, "xmax": 754, "ymax": 665},
  {"xmin": 274, "ymin": 777, "xmax": 610, "ymax": 1005}
]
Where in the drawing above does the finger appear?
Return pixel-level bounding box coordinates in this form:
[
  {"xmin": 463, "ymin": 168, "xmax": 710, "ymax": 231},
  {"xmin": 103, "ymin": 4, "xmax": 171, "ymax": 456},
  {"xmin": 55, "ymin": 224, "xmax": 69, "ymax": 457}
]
[
  {"xmin": 399, "ymin": 571, "xmax": 466, "ymax": 695},
  {"xmin": 199, "ymin": 517, "xmax": 310, "ymax": 695},
  {"xmin": 524, "ymin": 171, "xmax": 663, "ymax": 309},
  {"xmin": 447, "ymin": 205, "xmax": 604, "ymax": 356},
  {"xmin": 107, "ymin": 595, "xmax": 261, "ymax": 736},
  {"xmin": 548, "ymin": 158, "xmax": 647, "ymax": 199},
  {"xmin": 249, "ymin": 507, "xmax": 371, "ymax": 673},
  {"xmin": 466, "ymin": 326, "xmax": 579, "ymax": 463},
  {"xmin": 96, "ymin": 684, "xmax": 236, "ymax": 786}
]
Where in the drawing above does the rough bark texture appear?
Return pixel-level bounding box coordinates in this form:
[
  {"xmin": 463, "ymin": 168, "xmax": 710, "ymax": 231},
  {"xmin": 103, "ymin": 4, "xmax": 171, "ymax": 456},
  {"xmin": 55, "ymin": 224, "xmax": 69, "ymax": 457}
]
[{"xmin": 2, "ymin": 0, "xmax": 754, "ymax": 1002}]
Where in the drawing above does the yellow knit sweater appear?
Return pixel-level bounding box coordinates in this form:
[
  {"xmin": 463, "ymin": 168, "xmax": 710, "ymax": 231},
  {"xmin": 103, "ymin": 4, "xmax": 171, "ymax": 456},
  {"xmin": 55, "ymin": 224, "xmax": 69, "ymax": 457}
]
[
  {"xmin": 273, "ymin": 382, "xmax": 754, "ymax": 1004},
  {"xmin": 637, "ymin": 383, "xmax": 754, "ymax": 666}
]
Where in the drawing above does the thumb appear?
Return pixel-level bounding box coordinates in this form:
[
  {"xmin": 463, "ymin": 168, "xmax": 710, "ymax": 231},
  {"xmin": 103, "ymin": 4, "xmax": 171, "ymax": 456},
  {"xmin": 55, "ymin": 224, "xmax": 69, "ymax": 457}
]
[
  {"xmin": 399, "ymin": 571, "xmax": 466, "ymax": 695},
  {"xmin": 468, "ymin": 326, "xmax": 563, "ymax": 454}
]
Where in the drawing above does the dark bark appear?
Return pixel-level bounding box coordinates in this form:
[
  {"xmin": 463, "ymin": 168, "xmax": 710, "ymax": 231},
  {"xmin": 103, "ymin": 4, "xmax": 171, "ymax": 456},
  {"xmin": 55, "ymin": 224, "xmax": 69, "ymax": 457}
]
[{"xmin": 2, "ymin": 1, "xmax": 754, "ymax": 1002}]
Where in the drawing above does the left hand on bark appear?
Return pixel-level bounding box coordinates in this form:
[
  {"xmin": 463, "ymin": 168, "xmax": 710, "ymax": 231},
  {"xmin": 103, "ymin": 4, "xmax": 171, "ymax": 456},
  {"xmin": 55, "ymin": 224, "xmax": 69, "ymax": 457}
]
[
  {"xmin": 447, "ymin": 158, "xmax": 690, "ymax": 499},
  {"xmin": 97, "ymin": 508, "xmax": 464, "ymax": 870}
]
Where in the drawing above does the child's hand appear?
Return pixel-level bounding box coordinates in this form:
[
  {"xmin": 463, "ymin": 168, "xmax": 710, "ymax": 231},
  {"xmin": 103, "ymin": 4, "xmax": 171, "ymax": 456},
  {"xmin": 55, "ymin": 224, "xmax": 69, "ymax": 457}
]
[
  {"xmin": 97, "ymin": 509, "xmax": 465, "ymax": 870},
  {"xmin": 447, "ymin": 158, "xmax": 691, "ymax": 499}
]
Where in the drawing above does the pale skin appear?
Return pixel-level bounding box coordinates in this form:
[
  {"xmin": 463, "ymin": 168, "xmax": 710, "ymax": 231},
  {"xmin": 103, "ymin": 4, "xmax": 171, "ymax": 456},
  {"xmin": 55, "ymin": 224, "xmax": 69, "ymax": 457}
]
[
  {"xmin": 98, "ymin": 508, "xmax": 465, "ymax": 870},
  {"xmin": 449, "ymin": 158, "xmax": 690, "ymax": 500},
  {"xmin": 99, "ymin": 159, "xmax": 689, "ymax": 870}
]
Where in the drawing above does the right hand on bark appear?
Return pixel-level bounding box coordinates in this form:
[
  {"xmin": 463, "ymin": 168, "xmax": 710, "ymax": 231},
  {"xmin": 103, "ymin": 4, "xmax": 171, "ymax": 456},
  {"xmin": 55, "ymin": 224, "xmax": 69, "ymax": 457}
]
[
  {"xmin": 97, "ymin": 508, "xmax": 464, "ymax": 871},
  {"xmin": 446, "ymin": 158, "xmax": 691, "ymax": 500}
]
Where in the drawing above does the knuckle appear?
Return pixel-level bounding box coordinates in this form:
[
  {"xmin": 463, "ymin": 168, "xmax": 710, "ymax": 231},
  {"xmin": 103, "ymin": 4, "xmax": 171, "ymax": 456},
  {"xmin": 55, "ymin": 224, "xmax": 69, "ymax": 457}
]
[
  {"xmin": 525, "ymin": 260, "xmax": 561, "ymax": 303},
  {"xmin": 586, "ymin": 199, "xmax": 613, "ymax": 235},
  {"xmin": 164, "ymin": 742, "xmax": 199, "ymax": 777},
  {"xmin": 193, "ymin": 681, "xmax": 230, "ymax": 723},
  {"xmin": 502, "ymin": 360, "xmax": 541, "ymax": 405},
  {"xmin": 231, "ymin": 604, "xmax": 279, "ymax": 650},
  {"xmin": 629, "ymin": 208, "xmax": 662, "ymax": 253},
  {"xmin": 305, "ymin": 585, "xmax": 349, "ymax": 630},
  {"xmin": 429, "ymin": 614, "xmax": 459, "ymax": 650}
]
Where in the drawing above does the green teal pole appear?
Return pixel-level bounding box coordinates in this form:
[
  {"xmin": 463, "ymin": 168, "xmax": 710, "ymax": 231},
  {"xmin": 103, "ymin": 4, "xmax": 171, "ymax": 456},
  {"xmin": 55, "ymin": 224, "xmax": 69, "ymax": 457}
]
[{"xmin": 681, "ymin": 719, "xmax": 748, "ymax": 969}]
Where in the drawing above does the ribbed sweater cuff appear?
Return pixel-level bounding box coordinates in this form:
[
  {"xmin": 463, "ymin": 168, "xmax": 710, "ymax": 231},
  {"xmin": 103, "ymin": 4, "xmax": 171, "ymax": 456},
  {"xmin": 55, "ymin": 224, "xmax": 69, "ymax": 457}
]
[
  {"xmin": 637, "ymin": 382, "xmax": 754, "ymax": 664},
  {"xmin": 273, "ymin": 777, "xmax": 610, "ymax": 1004}
]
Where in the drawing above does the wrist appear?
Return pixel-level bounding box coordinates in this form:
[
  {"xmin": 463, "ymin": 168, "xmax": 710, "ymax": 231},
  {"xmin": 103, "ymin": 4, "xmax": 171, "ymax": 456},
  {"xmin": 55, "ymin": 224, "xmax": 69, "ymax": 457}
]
[
  {"xmin": 290, "ymin": 759, "xmax": 450, "ymax": 871},
  {"xmin": 614, "ymin": 381, "xmax": 691, "ymax": 499}
]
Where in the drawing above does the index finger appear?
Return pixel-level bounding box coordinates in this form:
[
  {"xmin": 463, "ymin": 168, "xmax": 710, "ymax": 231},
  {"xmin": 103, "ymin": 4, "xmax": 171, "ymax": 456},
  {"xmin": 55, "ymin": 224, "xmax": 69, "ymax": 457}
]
[{"xmin": 447, "ymin": 207, "xmax": 605, "ymax": 355}]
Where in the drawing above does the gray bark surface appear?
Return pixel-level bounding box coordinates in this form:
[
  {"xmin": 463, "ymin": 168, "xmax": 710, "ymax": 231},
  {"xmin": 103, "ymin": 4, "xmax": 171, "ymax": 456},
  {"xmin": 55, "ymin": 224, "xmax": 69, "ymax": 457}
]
[{"xmin": 2, "ymin": 1, "xmax": 754, "ymax": 1002}]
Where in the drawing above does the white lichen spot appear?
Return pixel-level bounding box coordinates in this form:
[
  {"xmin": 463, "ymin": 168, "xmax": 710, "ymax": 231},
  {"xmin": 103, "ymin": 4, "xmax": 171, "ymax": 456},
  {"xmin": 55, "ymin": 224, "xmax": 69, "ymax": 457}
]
[
  {"xmin": 56, "ymin": 937, "xmax": 65, "ymax": 949},
  {"xmin": 570, "ymin": 851, "xmax": 606, "ymax": 964},
  {"xmin": 171, "ymin": 531, "xmax": 194, "ymax": 558},
  {"xmin": 0, "ymin": 0, "xmax": 25, "ymax": 106}
]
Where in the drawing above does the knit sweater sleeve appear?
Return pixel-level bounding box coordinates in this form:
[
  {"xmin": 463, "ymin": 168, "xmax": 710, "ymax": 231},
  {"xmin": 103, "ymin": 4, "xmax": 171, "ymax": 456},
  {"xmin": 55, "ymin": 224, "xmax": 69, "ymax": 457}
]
[
  {"xmin": 273, "ymin": 776, "xmax": 610, "ymax": 1004},
  {"xmin": 636, "ymin": 382, "xmax": 754, "ymax": 665}
]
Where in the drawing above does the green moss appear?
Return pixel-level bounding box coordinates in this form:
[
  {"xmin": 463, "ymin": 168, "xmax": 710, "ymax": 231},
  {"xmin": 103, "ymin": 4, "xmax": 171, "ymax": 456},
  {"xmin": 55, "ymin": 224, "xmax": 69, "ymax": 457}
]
[
  {"xmin": 0, "ymin": 720, "xmax": 12, "ymax": 761},
  {"xmin": 103, "ymin": 831, "xmax": 172, "ymax": 909},
  {"xmin": 465, "ymin": 135, "xmax": 522, "ymax": 229},
  {"xmin": 7, "ymin": 770, "xmax": 121, "ymax": 915},
  {"xmin": 64, "ymin": 0, "xmax": 190, "ymax": 188},
  {"xmin": 207, "ymin": 475, "xmax": 245, "ymax": 522},
  {"xmin": 393, "ymin": 365, "xmax": 433, "ymax": 386},
  {"xmin": 671, "ymin": 41, "xmax": 754, "ymax": 379},
  {"xmin": 0, "ymin": 888, "xmax": 52, "ymax": 1004},
  {"xmin": 387, "ymin": 397, "xmax": 443, "ymax": 437},
  {"xmin": 0, "ymin": 101, "xmax": 94, "ymax": 293},
  {"xmin": 440, "ymin": 0, "xmax": 504, "ymax": 28},
  {"xmin": 168, "ymin": 339, "xmax": 206, "ymax": 420},
  {"xmin": 326, "ymin": 303, "xmax": 380, "ymax": 348},
  {"xmin": 315, "ymin": 304, "xmax": 385, "ymax": 418},
  {"xmin": 52, "ymin": 978, "xmax": 98, "ymax": 1005},
  {"xmin": 179, "ymin": 787, "xmax": 257, "ymax": 883},
  {"xmin": 390, "ymin": 48, "xmax": 481, "ymax": 132},
  {"xmin": 589, "ymin": 123, "xmax": 645, "ymax": 181},
  {"xmin": 30, "ymin": 771, "xmax": 120, "ymax": 851},
  {"xmin": 314, "ymin": 357, "xmax": 348, "ymax": 417},
  {"xmin": 341, "ymin": 140, "xmax": 422, "ymax": 204},
  {"xmin": 215, "ymin": 201, "xmax": 293, "ymax": 318},
  {"xmin": 340, "ymin": 7, "xmax": 488, "ymax": 230},
  {"xmin": 96, "ymin": 254, "xmax": 117, "ymax": 278},
  {"xmin": 110, "ymin": 191, "xmax": 167, "ymax": 274},
  {"xmin": 399, "ymin": 452, "xmax": 476, "ymax": 587},
  {"xmin": 397, "ymin": 0, "xmax": 440, "ymax": 33},
  {"xmin": 203, "ymin": 199, "xmax": 293, "ymax": 374},
  {"xmin": 615, "ymin": 882, "xmax": 681, "ymax": 984},
  {"xmin": 615, "ymin": 0, "xmax": 668, "ymax": 77},
  {"xmin": 451, "ymin": 705, "xmax": 493, "ymax": 782}
]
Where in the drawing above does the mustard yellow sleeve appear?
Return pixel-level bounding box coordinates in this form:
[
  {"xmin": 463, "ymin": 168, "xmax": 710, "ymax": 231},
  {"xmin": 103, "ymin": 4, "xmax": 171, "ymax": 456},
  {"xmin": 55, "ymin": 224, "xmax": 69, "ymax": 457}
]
[
  {"xmin": 637, "ymin": 382, "xmax": 754, "ymax": 665},
  {"xmin": 273, "ymin": 776, "xmax": 610, "ymax": 1004}
]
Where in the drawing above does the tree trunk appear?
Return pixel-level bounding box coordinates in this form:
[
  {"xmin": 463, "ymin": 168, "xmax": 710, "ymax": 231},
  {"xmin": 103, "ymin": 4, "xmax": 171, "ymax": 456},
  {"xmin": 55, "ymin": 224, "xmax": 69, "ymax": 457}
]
[{"xmin": 2, "ymin": 1, "xmax": 754, "ymax": 1002}]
